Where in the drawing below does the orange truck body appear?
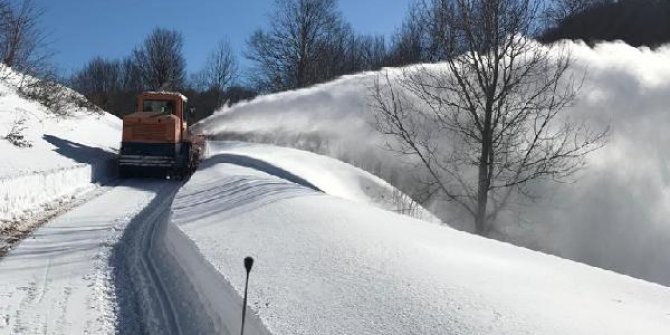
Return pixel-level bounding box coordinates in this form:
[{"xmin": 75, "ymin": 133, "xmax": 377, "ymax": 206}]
[{"xmin": 119, "ymin": 92, "xmax": 202, "ymax": 178}]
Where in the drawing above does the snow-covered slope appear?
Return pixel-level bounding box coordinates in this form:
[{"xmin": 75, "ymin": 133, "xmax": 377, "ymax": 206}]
[
  {"xmin": 197, "ymin": 41, "xmax": 670, "ymax": 286},
  {"xmin": 0, "ymin": 67, "xmax": 120, "ymax": 251},
  {"xmin": 206, "ymin": 141, "xmax": 439, "ymax": 222},
  {"xmin": 170, "ymin": 144, "xmax": 670, "ymax": 335}
]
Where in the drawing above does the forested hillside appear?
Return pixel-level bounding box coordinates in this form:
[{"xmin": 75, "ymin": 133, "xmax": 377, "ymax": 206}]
[{"xmin": 542, "ymin": 0, "xmax": 670, "ymax": 47}]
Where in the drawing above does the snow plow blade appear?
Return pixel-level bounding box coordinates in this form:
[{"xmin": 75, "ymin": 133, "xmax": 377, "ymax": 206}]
[{"xmin": 119, "ymin": 155, "xmax": 174, "ymax": 167}]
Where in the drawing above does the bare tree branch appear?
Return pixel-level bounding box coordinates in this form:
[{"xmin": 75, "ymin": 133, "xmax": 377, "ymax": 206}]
[
  {"xmin": 132, "ymin": 27, "xmax": 186, "ymax": 90},
  {"xmin": 193, "ymin": 39, "xmax": 238, "ymax": 106},
  {"xmin": 372, "ymin": 0, "xmax": 608, "ymax": 236}
]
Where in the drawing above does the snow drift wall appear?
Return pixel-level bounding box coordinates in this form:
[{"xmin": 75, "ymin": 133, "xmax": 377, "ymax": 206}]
[
  {"xmin": 197, "ymin": 41, "xmax": 670, "ymax": 286},
  {"xmin": 0, "ymin": 160, "xmax": 116, "ymax": 223}
]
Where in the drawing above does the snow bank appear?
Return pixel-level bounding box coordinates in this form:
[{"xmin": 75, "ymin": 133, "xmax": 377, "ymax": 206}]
[
  {"xmin": 205, "ymin": 141, "xmax": 439, "ymax": 222},
  {"xmin": 197, "ymin": 41, "xmax": 670, "ymax": 286},
  {"xmin": 0, "ymin": 162, "xmax": 116, "ymax": 223},
  {"xmin": 171, "ymin": 150, "xmax": 670, "ymax": 335},
  {"xmin": 0, "ymin": 66, "xmax": 120, "ymax": 238}
]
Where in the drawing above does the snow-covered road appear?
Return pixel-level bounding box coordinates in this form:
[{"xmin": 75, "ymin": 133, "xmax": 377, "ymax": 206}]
[
  {"xmin": 0, "ymin": 170, "xmax": 270, "ymax": 335},
  {"xmin": 111, "ymin": 177, "xmax": 268, "ymax": 335},
  {"xmin": 0, "ymin": 180, "xmax": 176, "ymax": 334}
]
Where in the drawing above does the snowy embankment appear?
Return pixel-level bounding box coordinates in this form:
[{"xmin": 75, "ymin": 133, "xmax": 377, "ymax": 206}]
[
  {"xmin": 206, "ymin": 141, "xmax": 439, "ymax": 222},
  {"xmin": 168, "ymin": 142, "xmax": 670, "ymax": 334},
  {"xmin": 0, "ymin": 68, "xmax": 120, "ymax": 252},
  {"xmin": 196, "ymin": 41, "xmax": 670, "ymax": 286}
]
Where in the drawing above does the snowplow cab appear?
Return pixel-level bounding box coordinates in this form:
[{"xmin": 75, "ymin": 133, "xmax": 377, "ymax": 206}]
[{"xmin": 119, "ymin": 92, "xmax": 201, "ymax": 178}]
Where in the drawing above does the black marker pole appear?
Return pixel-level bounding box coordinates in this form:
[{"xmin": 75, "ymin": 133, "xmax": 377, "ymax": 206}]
[{"xmin": 241, "ymin": 256, "xmax": 254, "ymax": 335}]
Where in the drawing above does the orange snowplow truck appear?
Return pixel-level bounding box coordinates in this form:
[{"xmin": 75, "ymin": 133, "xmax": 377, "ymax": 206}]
[{"xmin": 119, "ymin": 91, "xmax": 204, "ymax": 179}]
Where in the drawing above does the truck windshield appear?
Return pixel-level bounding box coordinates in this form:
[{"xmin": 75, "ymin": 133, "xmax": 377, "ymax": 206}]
[{"xmin": 143, "ymin": 100, "xmax": 174, "ymax": 114}]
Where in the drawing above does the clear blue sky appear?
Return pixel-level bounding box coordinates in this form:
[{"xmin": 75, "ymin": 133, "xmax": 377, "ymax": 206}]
[{"xmin": 37, "ymin": 0, "xmax": 413, "ymax": 78}]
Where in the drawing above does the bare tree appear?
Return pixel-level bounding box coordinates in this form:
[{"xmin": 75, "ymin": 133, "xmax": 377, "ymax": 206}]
[
  {"xmin": 0, "ymin": 0, "xmax": 76, "ymax": 118},
  {"xmin": 193, "ymin": 39, "xmax": 238, "ymax": 105},
  {"xmin": 387, "ymin": 6, "xmax": 426, "ymax": 67},
  {"xmin": 387, "ymin": 0, "xmax": 451, "ymax": 66},
  {"xmin": 69, "ymin": 57, "xmax": 121, "ymax": 110},
  {"xmin": 372, "ymin": 0, "xmax": 607, "ymax": 235},
  {"xmin": 246, "ymin": 0, "xmax": 342, "ymax": 91},
  {"xmin": 337, "ymin": 33, "xmax": 387, "ymax": 73},
  {"xmin": 0, "ymin": 0, "xmax": 49, "ymax": 73},
  {"xmin": 69, "ymin": 55, "xmax": 149, "ymax": 117},
  {"xmin": 357, "ymin": 35, "xmax": 387, "ymax": 70},
  {"xmin": 119, "ymin": 56, "xmax": 144, "ymax": 92},
  {"xmin": 311, "ymin": 21, "xmax": 352, "ymax": 81},
  {"xmin": 133, "ymin": 27, "xmax": 186, "ymax": 90}
]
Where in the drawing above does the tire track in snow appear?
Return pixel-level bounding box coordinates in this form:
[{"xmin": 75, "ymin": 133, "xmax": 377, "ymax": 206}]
[
  {"xmin": 35, "ymin": 257, "xmax": 51, "ymax": 304},
  {"xmin": 140, "ymin": 183, "xmax": 183, "ymax": 334},
  {"xmin": 113, "ymin": 175, "xmax": 272, "ymax": 335},
  {"xmin": 112, "ymin": 181, "xmax": 184, "ymax": 334}
]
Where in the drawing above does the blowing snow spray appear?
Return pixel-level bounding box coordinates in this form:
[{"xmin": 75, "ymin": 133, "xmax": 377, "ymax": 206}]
[{"xmin": 241, "ymin": 256, "xmax": 254, "ymax": 335}]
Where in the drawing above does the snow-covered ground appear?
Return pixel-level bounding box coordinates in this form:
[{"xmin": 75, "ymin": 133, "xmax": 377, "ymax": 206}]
[
  {"xmin": 169, "ymin": 143, "xmax": 670, "ymax": 334},
  {"xmin": 0, "ymin": 68, "xmax": 120, "ymax": 252},
  {"xmin": 0, "ymin": 181, "xmax": 167, "ymax": 334},
  {"xmin": 2, "ymin": 140, "xmax": 669, "ymax": 334},
  {"xmin": 0, "ymin": 141, "xmax": 437, "ymax": 334},
  {"xmin": 196, "ymin": 41, "xmax": 670, "ymax": 286},
  {"xmin": 206, "ymin": 141, "xmax": 439, "ymax": 222}
]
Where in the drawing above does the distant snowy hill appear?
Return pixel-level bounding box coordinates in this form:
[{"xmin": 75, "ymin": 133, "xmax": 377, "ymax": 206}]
[
  {"xmin": 197, "ymin": 40, "xmax": 670, "ymax": 286},
  {"xmin": 0, "ymin": 67, "xmax": 120, "ymax": 251}
]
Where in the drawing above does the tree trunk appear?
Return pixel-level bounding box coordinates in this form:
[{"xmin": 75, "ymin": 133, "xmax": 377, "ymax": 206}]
[
  {"xmin": 475, "ymin": 147, "xmax": 490, "ymax": 235},
  {"xmin": 476, "ymin": 107, "xmax": 493, "ymax": 235}
]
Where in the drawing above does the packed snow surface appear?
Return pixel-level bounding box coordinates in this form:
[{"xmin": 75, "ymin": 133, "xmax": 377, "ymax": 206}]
[
  {"xmin": 0, "ymin": 181, "xmax": 163, "ymax": 334},
  {"xmin": 2, "ymin": 140, "xmax": 669, "ymax": 334},
  {"xmin": 170, "ymin": 143, "xmax": 670, "ymax": 335},
  {"xmin": 197, "ymin": 40, "xmax": 670, "ymax": 286}
]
